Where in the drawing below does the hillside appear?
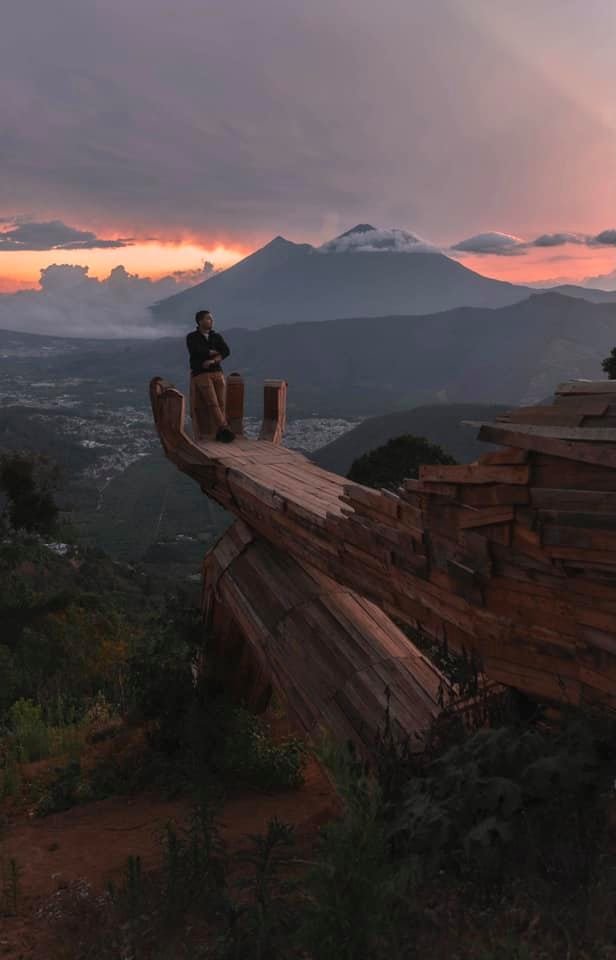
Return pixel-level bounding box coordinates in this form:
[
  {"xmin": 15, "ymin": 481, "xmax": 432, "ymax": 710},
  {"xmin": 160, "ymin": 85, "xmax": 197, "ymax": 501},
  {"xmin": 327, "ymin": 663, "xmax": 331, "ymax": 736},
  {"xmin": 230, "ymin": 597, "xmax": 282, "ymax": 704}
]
[
  {"xmin": 85, "ymin": 448, "xmax": 231, "ymax": 570},
  {"xmin": 4, "ymin": 291, "xmax": 616, "ymax": 418},
  {"xmin": 311, "ymin": 403, "xmax": 509, "ymax": 475},
  {"xmin": 219, "ymin": 291, "xmax": 616, "ymax": 412},
  {"xmin": 151, "ymin": 227, "xmax": 535, "ymax": 331},
  {"xmin": 551, "ymin": 284, "xmax": 616, "ymax": 303}
]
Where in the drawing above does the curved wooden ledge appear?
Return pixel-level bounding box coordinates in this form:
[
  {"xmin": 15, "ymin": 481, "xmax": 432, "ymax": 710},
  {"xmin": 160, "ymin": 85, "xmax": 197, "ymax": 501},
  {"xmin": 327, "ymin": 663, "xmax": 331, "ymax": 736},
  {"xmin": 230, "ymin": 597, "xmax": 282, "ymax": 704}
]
[{"xmin": 203, "ymin": 521, "xmax": 449, "ymax": 756}]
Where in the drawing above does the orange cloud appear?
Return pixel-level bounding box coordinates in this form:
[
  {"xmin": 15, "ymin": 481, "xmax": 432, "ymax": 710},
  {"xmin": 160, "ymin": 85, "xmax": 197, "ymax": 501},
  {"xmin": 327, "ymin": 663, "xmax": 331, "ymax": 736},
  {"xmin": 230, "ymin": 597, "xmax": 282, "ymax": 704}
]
[{"xmin": 0, "ymin": 240, "xmax": 248, "ymax": 293}]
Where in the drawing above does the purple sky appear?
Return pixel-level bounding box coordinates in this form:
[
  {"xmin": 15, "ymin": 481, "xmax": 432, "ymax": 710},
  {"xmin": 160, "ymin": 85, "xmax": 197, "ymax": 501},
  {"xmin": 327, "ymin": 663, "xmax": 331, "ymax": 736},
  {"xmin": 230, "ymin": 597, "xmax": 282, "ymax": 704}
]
[{"xmin": 1, "ymin": 0, "xmax": 616, "ymax": 286}]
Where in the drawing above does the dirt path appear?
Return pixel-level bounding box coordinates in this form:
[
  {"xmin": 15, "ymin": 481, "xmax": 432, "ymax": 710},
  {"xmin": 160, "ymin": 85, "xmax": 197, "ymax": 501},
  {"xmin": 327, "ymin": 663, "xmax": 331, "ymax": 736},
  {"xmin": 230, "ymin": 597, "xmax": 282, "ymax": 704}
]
[{"xmin": 0, "ymin": 756, "xmax": 337, "ymax": 959}]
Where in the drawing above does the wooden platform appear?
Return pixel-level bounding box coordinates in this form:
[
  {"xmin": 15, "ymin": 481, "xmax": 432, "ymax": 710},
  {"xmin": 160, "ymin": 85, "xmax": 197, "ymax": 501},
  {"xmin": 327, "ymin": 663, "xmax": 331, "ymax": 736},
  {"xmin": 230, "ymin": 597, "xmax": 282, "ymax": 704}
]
[{"xmin": 151, "ymin": 377, "xmax": 616, "ymax": 722}]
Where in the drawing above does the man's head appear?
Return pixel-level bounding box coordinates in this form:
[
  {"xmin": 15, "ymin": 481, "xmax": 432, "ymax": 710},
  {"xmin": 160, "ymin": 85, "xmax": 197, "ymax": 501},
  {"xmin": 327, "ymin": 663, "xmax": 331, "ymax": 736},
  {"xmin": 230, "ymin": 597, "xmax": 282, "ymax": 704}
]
[{"xmin": 195, "ymin": 310, "xmax": 213, "ymax": 333}]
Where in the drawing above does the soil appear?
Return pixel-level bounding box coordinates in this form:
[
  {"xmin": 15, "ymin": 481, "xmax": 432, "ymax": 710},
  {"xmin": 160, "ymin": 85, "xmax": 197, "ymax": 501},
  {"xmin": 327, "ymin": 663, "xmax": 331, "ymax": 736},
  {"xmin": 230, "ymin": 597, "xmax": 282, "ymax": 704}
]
[{"xmin": 0, "ymin": 727, "xmax": 338, "ymax": 960}]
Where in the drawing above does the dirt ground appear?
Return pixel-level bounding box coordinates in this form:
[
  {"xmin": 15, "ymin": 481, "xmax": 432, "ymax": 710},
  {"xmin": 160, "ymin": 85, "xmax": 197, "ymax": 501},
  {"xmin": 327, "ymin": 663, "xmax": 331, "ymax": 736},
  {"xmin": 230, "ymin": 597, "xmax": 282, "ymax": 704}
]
[{"xmin": 0, "ymin": 738, "xmax": 337, "ymax": 960}]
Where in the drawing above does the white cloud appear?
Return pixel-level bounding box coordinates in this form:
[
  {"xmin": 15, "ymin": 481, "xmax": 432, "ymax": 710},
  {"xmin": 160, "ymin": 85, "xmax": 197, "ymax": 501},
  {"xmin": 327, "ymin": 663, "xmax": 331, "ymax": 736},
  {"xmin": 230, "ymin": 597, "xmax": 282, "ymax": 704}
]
[
  {"xmin": 452, "ymin": 228, "xmax": 616, "ymax": 256},
  {"xmin": 0, "ymin": 262, "xmax": 216, "ymax": 338},
  {"xmin": 532, "ymin": 232, "xmax": 587, "ymax": 247},
  {"xmin": 318, "ymin": 226, "xmax": 439, "ymax": 255},
  {"xmin": 451, "ymin": 232, "xmax": 526, "ymax": 255}
]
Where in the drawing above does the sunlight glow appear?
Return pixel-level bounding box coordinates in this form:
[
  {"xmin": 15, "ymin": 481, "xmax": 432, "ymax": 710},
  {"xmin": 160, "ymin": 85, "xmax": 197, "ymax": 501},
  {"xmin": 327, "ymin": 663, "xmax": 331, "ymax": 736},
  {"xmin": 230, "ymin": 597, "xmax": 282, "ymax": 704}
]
[{"xmin": 0, "ymin": 241, "xmax": 247, "ymax": 293}]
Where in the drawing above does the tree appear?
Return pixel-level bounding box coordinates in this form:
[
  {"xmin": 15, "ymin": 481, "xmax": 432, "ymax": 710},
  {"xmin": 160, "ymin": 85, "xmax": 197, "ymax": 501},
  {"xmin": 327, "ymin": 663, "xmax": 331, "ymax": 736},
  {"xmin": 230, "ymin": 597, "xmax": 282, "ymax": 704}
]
[
  {"xmin": 347, "ymin": 434, "xmax": 456, "ymax": 491},
  {"xmin": 602, "ymin": 348, "xmax": 616, "ymax": 380},
  {"xmin": 0, "ymin": 453, "xmax": 60, "ymax": 535}
]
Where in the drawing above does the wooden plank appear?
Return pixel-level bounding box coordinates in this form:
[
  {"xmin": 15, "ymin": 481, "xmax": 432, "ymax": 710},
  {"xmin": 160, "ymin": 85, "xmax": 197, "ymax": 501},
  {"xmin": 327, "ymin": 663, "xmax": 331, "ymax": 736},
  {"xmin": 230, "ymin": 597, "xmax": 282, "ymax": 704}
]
[
  {"xmin": 556, "ymin": 380, "xmax": 616, "ymax": 396},
  {"xmin": 582, "ymin": 415, "xmax": 616, "ymax": 427},
  {"xmin": 530, "ymin": 488, "xmax": 616, "ymax": 512},
  {"xmin": 544, "ymin": 545, "xmax": 616, "ymax": 565},
  {"xmin": 459, "ymin": 506, "xmax": 515, "ymax": 529},
  {"xmin": 553, "ymin": 396, "xmax": 610, "ymax": 415},
  {"xmin": 542, "ymin": 525, "xmax": 616, "ymax": 551},
  {"xmin": 419, "ymin": 463, "xmax": 530, "ymax": 485},
  {"xmin": 458, "ymin": 484, "xmax": 529, "ymax": 507},
  {"xmin": 538, "ymin": 510, "xmax": 616, "ymax": 530},
  {"xmin": 497, "ymin": 409, "xmax": 585, "ymax": 427},
  {"xmin": 531, "ymin": 457, "xmax": 616, "ymax": 491},
  {"xmin": 478, "ymin": 424, "xmax": 616, "ymax": 469},
  {"xmin": 403, "ymin": 479, "xmax": 459, "ymax": 498},
  {"xmin": 477, "ymin": 422, "xmax": 616, "ymax": 442},
  {"xmin": 478, "ymin": 447, "xmax": 529, "ymax": 465},
  {"xmin": 343, "ymin": 484, "xmax": 400, "ymax": 519}
]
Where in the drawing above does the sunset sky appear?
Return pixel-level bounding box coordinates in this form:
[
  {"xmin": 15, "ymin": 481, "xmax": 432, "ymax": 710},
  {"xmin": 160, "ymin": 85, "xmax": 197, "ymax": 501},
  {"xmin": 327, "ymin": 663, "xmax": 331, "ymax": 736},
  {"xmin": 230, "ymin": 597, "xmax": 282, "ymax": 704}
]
[{"xmin": 2, "ymin": 0, "xmax": 616, "ymax": 293}]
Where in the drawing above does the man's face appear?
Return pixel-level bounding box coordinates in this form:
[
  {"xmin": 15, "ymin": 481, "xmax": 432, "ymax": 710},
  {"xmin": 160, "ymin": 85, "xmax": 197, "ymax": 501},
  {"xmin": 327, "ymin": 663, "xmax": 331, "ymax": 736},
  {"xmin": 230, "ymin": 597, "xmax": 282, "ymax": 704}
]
[{"xmin": 198, "ymin": 314, "xmax": 213, "ymax": 333}]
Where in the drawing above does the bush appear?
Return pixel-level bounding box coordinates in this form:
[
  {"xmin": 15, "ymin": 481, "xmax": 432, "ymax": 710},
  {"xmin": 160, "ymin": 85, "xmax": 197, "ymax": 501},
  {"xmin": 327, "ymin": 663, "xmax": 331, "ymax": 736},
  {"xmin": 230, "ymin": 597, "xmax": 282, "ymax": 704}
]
[
  {"xmin": 216, "ymin": 706, "xmax": 307, "ymax": 790},
  {"xmin": 347, "ymin": 433, "xmax": 456, "ymax": 491},
  {"xmin": 602, "ymin": 347, "xmax": 616, "ymax": 380},
  {"xmin": 9, "ymin": 698, "xmax": 50, "ymax": 762},
  {"xmin": 0, "ymin": 452, "xmax": 60, "ymax": 535}
]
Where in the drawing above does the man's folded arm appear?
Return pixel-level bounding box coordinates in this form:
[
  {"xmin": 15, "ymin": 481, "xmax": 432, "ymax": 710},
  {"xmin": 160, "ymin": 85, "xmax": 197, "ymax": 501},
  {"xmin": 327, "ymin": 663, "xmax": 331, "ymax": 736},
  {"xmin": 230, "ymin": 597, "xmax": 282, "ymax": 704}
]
[{"xmin": 216, "ymin": 333, "xmax": 230, "ymax": 360}]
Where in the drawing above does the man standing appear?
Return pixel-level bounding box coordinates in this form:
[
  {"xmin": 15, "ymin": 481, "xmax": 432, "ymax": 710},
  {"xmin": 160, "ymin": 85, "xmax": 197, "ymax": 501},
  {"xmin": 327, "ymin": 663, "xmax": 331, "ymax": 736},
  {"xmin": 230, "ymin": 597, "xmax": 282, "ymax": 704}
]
[{"xmin": 187, "ymin": 310, "xmax": 235, "ymax": 443}]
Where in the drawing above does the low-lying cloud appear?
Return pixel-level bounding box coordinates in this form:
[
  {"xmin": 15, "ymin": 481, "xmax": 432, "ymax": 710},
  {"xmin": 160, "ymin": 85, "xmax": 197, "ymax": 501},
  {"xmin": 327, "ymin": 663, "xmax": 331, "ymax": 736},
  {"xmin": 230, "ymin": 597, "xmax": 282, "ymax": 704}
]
[
  {"xmin": 0, "ymin": 261, "xmax": 216, "ymax": 338},
  {"xmin": 452, "ymin": 228, "xmax": 616, "ymax": 256},
  {"xmin": 319, "ymin": 226, "xmax": 439, "ymax": 255},
  {"xmin": 0, "ymin": 219, "xmax": 132, "ymax": 251},
  {"xmin": 451, "ymin": 232, "xmax": 526, "ymax": 256}
]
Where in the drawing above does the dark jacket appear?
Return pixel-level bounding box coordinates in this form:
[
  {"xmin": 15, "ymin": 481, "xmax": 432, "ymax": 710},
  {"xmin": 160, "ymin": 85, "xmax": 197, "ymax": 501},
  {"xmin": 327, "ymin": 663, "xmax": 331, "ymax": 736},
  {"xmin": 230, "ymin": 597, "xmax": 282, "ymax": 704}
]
[{"xmin": 186, "ymin": 329, "xmax": 230, "ymax": 376}]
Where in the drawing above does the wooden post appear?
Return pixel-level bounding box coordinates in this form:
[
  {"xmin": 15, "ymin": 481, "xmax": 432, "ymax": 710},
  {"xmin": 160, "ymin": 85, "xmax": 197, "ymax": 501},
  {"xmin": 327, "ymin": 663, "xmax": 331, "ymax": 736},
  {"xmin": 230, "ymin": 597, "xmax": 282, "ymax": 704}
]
[
  {"xmin": 260, "ymin": 379, "xmax": 287, "ymax": 444},
  {"xmin": 226, "ymin": 373, "xmax": 245, "ymax": 436}
]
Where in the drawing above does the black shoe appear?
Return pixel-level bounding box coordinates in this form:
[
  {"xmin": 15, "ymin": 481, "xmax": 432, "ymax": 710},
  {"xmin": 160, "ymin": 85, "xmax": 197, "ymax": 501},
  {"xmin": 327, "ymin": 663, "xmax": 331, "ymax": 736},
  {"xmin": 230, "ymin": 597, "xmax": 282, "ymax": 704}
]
[{"xmin": 215, "ymin": 426, "xmax": 235, "ymax": 443}]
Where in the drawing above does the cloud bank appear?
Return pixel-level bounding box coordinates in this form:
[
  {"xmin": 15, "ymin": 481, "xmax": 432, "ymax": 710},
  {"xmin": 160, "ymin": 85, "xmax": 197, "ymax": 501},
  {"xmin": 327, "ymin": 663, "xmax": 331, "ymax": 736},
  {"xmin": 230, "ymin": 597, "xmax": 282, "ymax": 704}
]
[
  {"xmin": 452, "ymin": 228, "xmax": 616, "ymax": 256},
  {"xmin": 0, "ymin": 219, "xmax": 132, "ymax": 251},
  {"xmin": 0, "ymin": 261, "xmax": 216, "ymax": 338},
  {"xmin": 3, "ymin": 0, "xmax": 616, "ymax": 245}
]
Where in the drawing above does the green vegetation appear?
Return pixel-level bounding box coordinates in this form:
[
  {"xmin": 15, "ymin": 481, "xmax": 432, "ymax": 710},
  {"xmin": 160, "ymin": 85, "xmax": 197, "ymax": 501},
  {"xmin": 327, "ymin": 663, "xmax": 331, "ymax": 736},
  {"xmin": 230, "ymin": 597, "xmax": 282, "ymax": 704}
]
[
  {"xmin": 0, "ymin": 451, "xmax": 60, "ymax": 535},
  {"xmin": 0, "ymin": 853, "xmax": 20, "ymax": 917},
  {"xmin": 602, "ymin": 346, "xmax": 616, "ymax": 379},
  {"xmin": 347, "ymin": 433, "xmax": 456, "ymax": 490},
  {"xmin": 0, "ymin": 520, "xmax": 306, "ymax": 819}
]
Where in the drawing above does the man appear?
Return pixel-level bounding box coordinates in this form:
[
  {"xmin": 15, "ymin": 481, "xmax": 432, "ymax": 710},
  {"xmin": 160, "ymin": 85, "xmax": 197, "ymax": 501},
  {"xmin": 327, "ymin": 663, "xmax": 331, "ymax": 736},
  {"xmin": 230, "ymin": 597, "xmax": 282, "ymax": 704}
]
[{"xmin": 186, "ymin": 309, "xmax": 235, "ymax": 442}]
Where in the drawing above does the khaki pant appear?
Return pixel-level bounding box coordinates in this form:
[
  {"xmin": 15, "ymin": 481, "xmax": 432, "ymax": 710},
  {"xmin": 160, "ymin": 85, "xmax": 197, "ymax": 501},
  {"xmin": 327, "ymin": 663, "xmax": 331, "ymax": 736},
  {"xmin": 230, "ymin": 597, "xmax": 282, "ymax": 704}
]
[{"xmin": 190, "ymin": 372, "xmax": 227, "ymax": 440}]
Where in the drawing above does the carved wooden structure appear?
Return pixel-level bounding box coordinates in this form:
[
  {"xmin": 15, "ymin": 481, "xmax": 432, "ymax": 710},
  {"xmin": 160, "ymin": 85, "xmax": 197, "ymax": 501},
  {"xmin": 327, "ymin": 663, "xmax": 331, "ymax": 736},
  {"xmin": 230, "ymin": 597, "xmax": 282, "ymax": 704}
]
[{"xmin": 150, "ymin": 376, "xmax": 616, "ymax": 752}]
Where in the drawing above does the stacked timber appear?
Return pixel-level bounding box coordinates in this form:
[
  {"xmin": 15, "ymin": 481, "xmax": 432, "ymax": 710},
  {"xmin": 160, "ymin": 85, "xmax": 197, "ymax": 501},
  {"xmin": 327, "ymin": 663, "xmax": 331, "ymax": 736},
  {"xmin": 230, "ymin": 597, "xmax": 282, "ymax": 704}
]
[
  {"xmin": 335, "ymin": 381, "xmax": 616, "ymax": 709},
  {"xmin": 150, "ymin": 377, "xmax": 616, "ymax": 714}
]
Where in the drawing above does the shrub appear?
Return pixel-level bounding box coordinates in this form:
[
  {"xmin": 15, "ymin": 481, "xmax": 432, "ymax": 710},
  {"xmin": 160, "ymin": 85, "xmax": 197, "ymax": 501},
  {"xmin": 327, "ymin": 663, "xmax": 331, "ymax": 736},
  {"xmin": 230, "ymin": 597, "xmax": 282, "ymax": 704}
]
[
  {"xmin": 9, "ymin": 698, "xmax": 50, "ymax": 762},
  {"xmin": 601, "ymin": 347, "xmax": 616, "ymax": 380},
  {"xmin": 298, "ymin": 739, "xmax": 414, "ymax": 960},
  {"xmin": 0, "ymin": 452, "xmax": 60, "ymax": 535},
  {"xmin": 0, "ymin": 854, "xmax": 20, "ymax": 917},
  {"xmin": 216, "ymin": 706, "xmax": 307, "ymax": 790},
  {"xmin": 217, "ymin": 818, "xmax": 299, "ymax": 960},
  {"xmin": 347, "ymin": 434, "xmax": 456, "ymax": 491}
]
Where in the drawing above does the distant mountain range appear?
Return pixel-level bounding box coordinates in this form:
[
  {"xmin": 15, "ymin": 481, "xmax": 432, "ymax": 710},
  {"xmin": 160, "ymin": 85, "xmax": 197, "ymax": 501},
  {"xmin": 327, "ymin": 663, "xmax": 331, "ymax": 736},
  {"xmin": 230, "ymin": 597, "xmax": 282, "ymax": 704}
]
[
  {"xmin": 214, "ymin": 290, "xmax": 616, "ymax": 412},
  {"xmin": 3, "ymin": 291, "xmax": 616, "ymax": 416},
  {"xmin": 151, "ymin": 224, "xmax": 616, "ymax": 331}
]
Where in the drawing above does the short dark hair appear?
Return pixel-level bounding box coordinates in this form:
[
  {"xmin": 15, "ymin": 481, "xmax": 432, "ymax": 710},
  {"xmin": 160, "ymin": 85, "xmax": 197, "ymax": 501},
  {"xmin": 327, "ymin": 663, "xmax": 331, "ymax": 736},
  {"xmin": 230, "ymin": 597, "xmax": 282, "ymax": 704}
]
[{"xmin": 195, "ymin": 309, "xmax": 212, "ymax": 326}]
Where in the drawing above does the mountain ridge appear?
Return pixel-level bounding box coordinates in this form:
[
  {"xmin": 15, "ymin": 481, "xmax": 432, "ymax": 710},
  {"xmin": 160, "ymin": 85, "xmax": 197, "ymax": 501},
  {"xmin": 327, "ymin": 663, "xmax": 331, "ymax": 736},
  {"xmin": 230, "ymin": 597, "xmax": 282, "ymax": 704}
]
[{"xmin": 150, "ymin": 228, "xmax": 535, "ymax": 330}]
